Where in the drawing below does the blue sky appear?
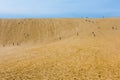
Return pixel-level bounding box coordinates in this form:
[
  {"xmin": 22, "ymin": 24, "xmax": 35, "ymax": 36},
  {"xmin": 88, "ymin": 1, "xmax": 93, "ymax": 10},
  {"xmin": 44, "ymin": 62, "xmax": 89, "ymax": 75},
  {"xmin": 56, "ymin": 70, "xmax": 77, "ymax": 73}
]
[{"xmin": 0, "ymin": 0, "xmax": 120, "ymax": 18}]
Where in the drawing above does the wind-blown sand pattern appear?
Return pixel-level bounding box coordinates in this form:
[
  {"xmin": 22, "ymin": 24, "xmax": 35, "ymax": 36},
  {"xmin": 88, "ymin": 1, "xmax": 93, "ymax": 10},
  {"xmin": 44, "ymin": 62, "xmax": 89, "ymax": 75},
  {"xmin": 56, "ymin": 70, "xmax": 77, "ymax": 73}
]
[{"xmin": 0, "ymin": 18, "xmax": 120, "ymax": 80}]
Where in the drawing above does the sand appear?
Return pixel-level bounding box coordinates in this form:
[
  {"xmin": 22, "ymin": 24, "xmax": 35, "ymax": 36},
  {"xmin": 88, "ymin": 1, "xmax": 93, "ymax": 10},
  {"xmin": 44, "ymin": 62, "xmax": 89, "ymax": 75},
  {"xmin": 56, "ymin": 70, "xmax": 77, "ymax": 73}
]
[{"xmin": 0, "ymin": 18, "xmax": 120, "ymax": 80}]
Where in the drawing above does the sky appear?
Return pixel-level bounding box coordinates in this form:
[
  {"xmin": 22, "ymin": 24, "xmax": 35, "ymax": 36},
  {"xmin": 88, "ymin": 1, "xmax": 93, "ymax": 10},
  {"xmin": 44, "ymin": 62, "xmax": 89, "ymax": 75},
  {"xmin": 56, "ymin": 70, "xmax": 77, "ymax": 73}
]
[{"xmin": 0, "ymin": 0, "xmax": 120, "ymax": 18}]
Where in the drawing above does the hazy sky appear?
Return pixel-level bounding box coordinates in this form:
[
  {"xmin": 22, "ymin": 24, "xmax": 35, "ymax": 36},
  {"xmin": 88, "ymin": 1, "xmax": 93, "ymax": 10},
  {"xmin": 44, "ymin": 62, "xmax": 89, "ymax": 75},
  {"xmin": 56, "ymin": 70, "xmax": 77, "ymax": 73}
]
[{"xmin": 0, "ymin": 0, "xmax": 120, "ymax": 18}]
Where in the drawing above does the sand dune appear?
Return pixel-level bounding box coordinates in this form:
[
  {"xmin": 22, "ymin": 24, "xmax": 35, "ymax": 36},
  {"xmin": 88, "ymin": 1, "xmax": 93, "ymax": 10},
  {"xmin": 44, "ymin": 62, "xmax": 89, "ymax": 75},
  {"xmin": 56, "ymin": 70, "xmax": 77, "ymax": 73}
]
[
  {"xmin": 0, "ymin": 18, "xmax": 120, "ymax": 80},
  {"xmin": 0, "ymin": 18, "xmax": 120, "ymax": 46}
]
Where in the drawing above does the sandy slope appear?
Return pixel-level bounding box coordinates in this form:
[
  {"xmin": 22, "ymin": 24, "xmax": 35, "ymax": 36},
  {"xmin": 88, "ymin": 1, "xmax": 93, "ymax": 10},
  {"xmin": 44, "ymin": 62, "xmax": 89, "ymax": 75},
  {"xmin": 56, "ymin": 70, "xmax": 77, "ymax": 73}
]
[
  {"xmin": 0, "ymin": 18, "xmax": 120, "ymax": 46},
  {"xmin": 0, "ymin": 18, "xmax": 120, "ymax": 80}
]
